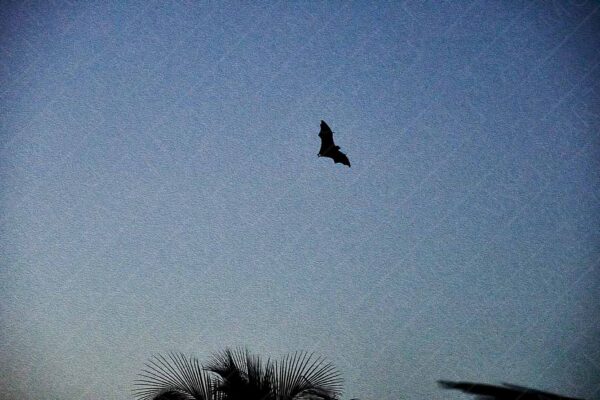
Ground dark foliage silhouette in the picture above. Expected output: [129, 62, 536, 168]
[134, 348, 343, 400]
[438, 380, 584, 400]
[152, 390, 191, 400]
[318, 120, 351, 167]
[205, 349, 273, 400]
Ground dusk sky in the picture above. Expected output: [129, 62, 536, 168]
[1, 1, 599, 400]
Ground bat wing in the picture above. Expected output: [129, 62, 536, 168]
[328, 148, 351, 167]
[318, 120, 335, 155]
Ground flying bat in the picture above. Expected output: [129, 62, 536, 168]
[317, 120, 351, 167]
[438, 381, 584, 400]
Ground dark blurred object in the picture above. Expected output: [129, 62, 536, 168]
[438, 380, 584, 400]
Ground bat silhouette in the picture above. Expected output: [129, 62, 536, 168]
[438, 381, 584, 400]
[318, 120, 351, 167]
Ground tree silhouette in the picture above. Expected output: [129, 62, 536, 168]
[134, 348, 343, 400]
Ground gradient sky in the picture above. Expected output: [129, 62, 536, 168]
[1, 1, 599, 400]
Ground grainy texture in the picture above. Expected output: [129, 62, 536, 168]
[1, 1, 599, 400]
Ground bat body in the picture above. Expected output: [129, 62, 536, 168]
[318, 120, 351, 167]
[438, 381, 584, 400]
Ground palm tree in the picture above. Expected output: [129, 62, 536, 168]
[133, 348, 343, 400]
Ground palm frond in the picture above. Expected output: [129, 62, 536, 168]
[274, 351, 343, 400]
[150, 390, 191, 400]
[133, 352, 216, 400]
[134, 349, 343, 400]
[206, 347, 274, 400]
[244, 350, 275, 399]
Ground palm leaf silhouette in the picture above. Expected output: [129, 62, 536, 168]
[151, 390, 194, 400]
[206, 348, 274, 400]
[133, 352, 216, 400]
[134, 349, 343, 400]
[273, 351, 342, 400]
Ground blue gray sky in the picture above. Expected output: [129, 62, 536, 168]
[1, 1, 599, 399]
